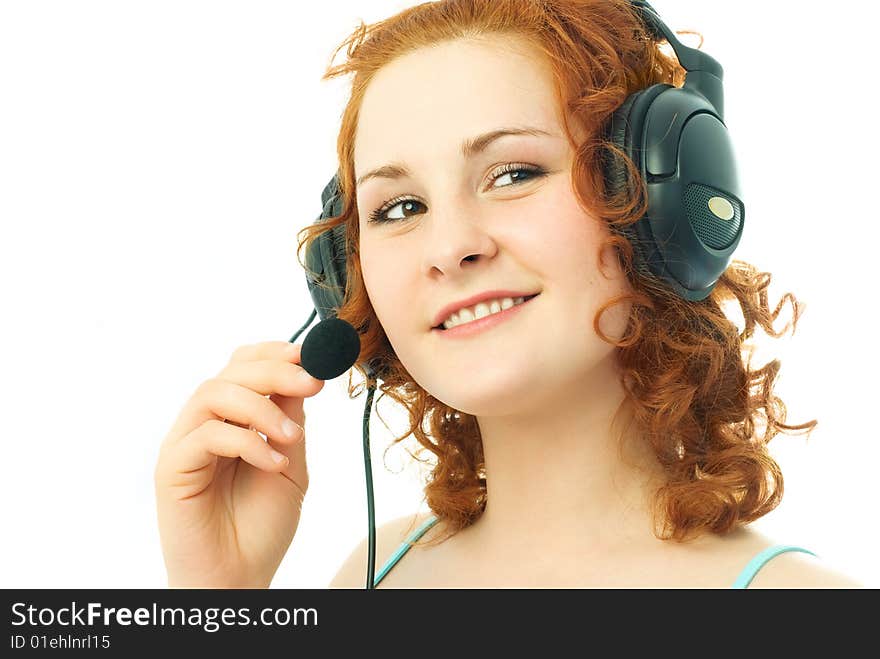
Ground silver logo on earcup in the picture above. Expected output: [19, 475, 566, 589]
[708, 196, 734, 221]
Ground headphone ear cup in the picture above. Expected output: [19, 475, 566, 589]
[324, 222, 349, 309]
[604, 89, 655, 281]
[305, 174, 349, 321]
[604, 93, 639, 203]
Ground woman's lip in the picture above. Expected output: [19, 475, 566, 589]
[431, 294, 539, 337]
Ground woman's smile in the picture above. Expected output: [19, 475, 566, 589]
[431, 293, 539, 338]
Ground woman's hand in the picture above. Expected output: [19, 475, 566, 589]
[154, 341, 324, 588]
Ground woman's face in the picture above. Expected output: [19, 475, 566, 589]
[353, 36, 633, 416]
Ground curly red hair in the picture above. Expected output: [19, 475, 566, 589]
[296, 0, 817, 545]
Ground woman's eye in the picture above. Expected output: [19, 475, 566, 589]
[490, 165, 543, 189]
[370, 198, 425, 224]
[368, 164, 546, 224]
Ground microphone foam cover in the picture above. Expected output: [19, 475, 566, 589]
[299, 317, 361, 380]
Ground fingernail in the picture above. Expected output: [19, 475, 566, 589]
[270, 449, 288, 464]
[282, 418, 299, 439]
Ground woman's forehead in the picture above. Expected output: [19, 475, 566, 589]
[354, 40, 561, 174]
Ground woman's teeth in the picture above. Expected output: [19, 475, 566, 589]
[441, 297, 525, 330]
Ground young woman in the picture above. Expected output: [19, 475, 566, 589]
[154, 0, 862, 588]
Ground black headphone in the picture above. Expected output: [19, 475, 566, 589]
[292, 0, 744, 588]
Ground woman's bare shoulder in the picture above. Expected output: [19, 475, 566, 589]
[742, 545, 864, 588]
[328, 511, 437, 588]
[716, 527, 864, 588]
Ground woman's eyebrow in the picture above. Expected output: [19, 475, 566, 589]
[355, 126, 559, 189]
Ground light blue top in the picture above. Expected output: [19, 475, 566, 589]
[373, 514, 818, 588]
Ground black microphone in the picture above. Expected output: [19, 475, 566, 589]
[299, 317, 361, 380]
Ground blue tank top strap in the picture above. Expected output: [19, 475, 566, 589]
[373, 514, 441, 587]
[730, 545, 818, 589]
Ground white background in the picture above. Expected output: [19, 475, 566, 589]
[1, 0, 877, 589]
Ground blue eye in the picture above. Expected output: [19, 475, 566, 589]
[367, 163, 547, 224]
